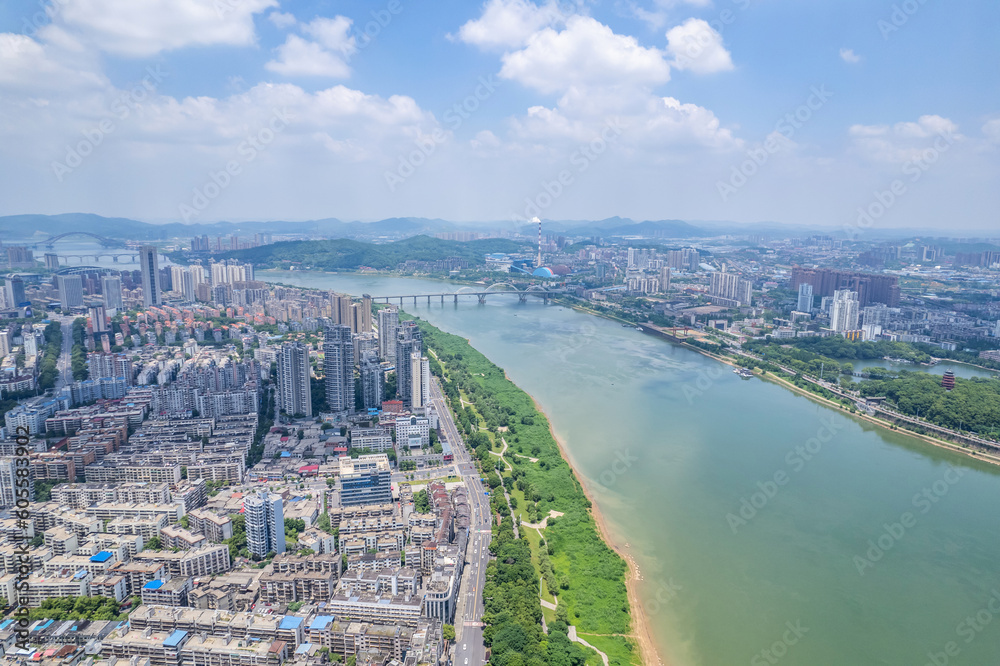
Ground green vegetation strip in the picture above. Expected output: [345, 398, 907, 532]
[413, 318, 637, 666]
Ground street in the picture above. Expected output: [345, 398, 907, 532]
[431, 375, 493, 666]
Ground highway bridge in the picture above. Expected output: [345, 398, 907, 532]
[371, 282, 564, 305]
[28, 231, 128, 248]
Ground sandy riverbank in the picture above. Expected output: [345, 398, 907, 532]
[526, 392, 666, 666]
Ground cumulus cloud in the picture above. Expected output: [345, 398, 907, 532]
[625, 0, 714, 30]
[500, 16, 671, 94]
[839, 48, 861, 64]
[48, 0, 277, 57]
[454, 0, 563, 50]
[266, 18, 356, 78]
[268, 12, 298, 29]
[849, 115, 961, 163]
[665, 18, 734, 74]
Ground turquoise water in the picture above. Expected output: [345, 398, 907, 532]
[265, 271, 1000, 666]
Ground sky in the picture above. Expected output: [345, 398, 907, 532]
[1, 0, 998, 233]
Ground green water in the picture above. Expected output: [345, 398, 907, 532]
[264, 271, 1000, 666]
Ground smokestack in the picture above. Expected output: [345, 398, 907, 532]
[533, 216, 541, 268]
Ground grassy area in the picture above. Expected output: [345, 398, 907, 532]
[413, 317, 636, 658]
[577, 633, 643, 666]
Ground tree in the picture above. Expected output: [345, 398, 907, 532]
[144, 536, 162, 550]
[443, 624, 456, 641]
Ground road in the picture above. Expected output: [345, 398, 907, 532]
[54, 317, 73, 392]
[431, 375, 493, 666]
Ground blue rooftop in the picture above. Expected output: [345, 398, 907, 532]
[143, 579, 165, 590]
[279, 617, 303, 630]
[73, 569, 89, 579]
[90, 551, 113, 563]
[309, 616, 334, 631]
[163, 630, 187, 648]
[280, 451, 291, 458]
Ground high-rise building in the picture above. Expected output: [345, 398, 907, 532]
[6, 246, 34, 269]
[44, 253, 60, 270]
[395, 322, 422, 407]
[659, 267, 671, 293]
[101, 275, 123, 312]
[708, 270, 752, 307]
[56, 274, 84, 309]
[139, 246, 161, 307]
[796, 283, 814, 313]
[89, 304, 109, 333]
[4, 276, 26, 307]
[791, 267, 900, 307]
[360, 351, 384, 411]
[409, 352, 431, 409]
[862, 304, 890, 328]
[361, 295, 373, 333]
[0, 330, 11, 357]
[339, 455, 393, 507]
[353, 332, 377, 366]
[244, 491, 285, 558]
[0, 457, 33, 508]
[323, 322, 354, 413]
[377, 308, 399, 362]
[830, 290, 860, 332]
[277, 341, 312, 417]
[180, 270, 196, 302]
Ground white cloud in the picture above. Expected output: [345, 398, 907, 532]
[266, 35, 352, 78]
[265, 18, 357, 79]
[666, 18, 734, 74]
[500, 16, 671, 94]
[983, 119, 1000, 143]
[839, 48, 861, 64]
[268, 12, 298, 29]
[455, 0, 563, 50]
[849, 115, 961, 163]
[625, 0, 714, 31]
[49, 0, 277, 57]
[0, 33, 107, 93]
[302, 16, 356, 55]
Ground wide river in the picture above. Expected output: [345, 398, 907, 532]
[267, 271, 1000, 666]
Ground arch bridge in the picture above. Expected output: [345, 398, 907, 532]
[33, 231, 128, 248]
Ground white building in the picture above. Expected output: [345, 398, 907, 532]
[830, 289, 860, 332]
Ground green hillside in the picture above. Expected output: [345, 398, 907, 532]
[216, 235, 530, 270]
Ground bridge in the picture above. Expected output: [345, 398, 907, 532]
[31, 231, 127, 248]
[373, 283, 564, 305]
[55, 253, 140, 264]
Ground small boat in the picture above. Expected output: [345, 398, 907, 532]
[635, 326, 643, 331]
[622, 323, 632, 327]
[735, 368, 754, 378]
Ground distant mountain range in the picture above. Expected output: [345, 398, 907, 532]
[0, 213, 982, 243]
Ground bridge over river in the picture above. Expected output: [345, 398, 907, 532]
[372, 282, 565, 305]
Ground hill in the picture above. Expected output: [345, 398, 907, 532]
[218, 235, 531, 271]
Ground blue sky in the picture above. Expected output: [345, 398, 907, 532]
[0, 0, 998, 232]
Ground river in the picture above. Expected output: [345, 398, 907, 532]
[265, 271, 1000, 666]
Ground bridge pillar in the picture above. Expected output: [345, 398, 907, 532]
[440, 295, 444, 304]
[478, 295, 486, 305]
[112, 256, 118, 262]
[518, 294, 527, 303]
[454, 295, 458, 304]
[413, 296, 417, 306]
[399, 297, 403, 306]
[427, 295, 431, 305]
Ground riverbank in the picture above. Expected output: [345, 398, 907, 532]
[562, 296, 1000, 469]
[757, 368, 1000, 467]
[413, 318, 645, 666]
[533, 394, 665, 666]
